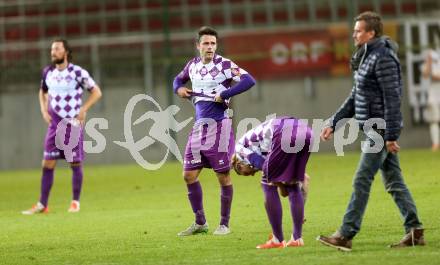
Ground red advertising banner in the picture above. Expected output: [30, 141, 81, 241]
[223, 22, 398, 80]
[223, 28, 334, 79]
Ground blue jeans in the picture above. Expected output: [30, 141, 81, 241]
[339, 138, 422, 239]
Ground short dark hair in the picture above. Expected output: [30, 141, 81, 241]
[355, 11, 383, 37]
[197, 26, 218, 42]
[52, 38, 73, 61]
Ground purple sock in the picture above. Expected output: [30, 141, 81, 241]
[187, 181, 206, 225]
[39, 167, 54, 207]
[220, 185, 233, 227]
[262, 183, 283, 242]
[286, 184, 304, 240]
[71, 165, 83, 201]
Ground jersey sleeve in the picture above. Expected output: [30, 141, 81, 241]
[40, 66, 51, 92]
[173, 59, 192, 93]
[76, 68, 97, 91]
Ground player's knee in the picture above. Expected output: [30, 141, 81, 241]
[42, 160, 56, 169]
[183, 172, 198, 184]
[217, 172, 231, 186]
[70, 162, 82, 168]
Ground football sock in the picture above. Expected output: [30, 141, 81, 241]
[430, 122, 439, 146]
[262, 183, 284, 242]
[71, 165, 83, 201]
[187, 181, 206, 225]
[286, 184, 304, 240]
[39, 167, 54, 207]
[220, 185, 233, 227]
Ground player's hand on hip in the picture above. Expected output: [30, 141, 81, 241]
[177, 87, 192, 98]
[386, 141, 400, 154]
[320, 127, 334, 141]
[42, 111, 52, 124]
[76, 109, 87, 126]
[214, 94, 224, 103]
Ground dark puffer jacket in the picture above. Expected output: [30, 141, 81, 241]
[330, 37, 403, 141]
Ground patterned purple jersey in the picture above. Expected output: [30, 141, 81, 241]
[174, 54, 249, 120]
[235, 119, 275, 165]
[236, 117, 313, 184]
[41, 63, 96, 119]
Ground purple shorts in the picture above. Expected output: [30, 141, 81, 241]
[43, 112, 84, 163]
[184, 118, 234, 173]
[262, 118, 313, 185]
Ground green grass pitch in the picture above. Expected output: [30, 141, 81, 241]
[1, 150, 439, 265]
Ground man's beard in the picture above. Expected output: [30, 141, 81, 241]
[52, 57, 65, 65]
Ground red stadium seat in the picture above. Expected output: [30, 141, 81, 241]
[25, 26, 40, 40]
[211, 14, 225, 27]
[4, 8, 19, 18]
[337, 7, 347, 18]
[86, 22, 101, 34]
[359, 4, 374, 13]
[25, 7, 40, 17]
[190, 15, 204, 28]
[253, 12, 268, 24]
[85, 3, 100, 14]
[66, 24, 81, 37]
[231, 12, 246, 26]
[274, 10, 289, 24]
[147, 17, 162, 31]
[381, 3, 397, 15]
[65, 5, 80, 15]
[188, 0, 202, 6]
[5, 28, 21, 40]
[402, 2, 417, 13]
[126, 0, 141, 10]
[46, 25, 61, 37]
[128, 18, 143, 32]
[294, 9, 309, 21]
[105, 1, 120, 11]
[316, 7, 331, 20]
[44, 6, 59, 16]
[107, 20, 122, 33]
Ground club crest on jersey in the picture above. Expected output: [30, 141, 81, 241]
[65, 75, 73, 83]
[55, 74, 63, 83]
[231, 68, 241, 77]
[200, 66, 208, 76]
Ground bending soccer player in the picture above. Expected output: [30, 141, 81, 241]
[233, 117, 313, 248]
[22, 39, 102, 214]
[174, 26, 255, 236]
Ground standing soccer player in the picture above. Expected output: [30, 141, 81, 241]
[174, 26, 256, 235]
[22, 39, 102, 214]
[232, 117, 313, 248]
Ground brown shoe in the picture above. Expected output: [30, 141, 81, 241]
[317, 231, 352, 252]
[390, 228, 425, 248]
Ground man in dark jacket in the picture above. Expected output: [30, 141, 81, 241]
[317, 11, 425, 251]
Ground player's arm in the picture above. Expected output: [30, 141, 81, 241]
[173, 60, 192, 98]
[39, 88, 51, 124]
[77, 85, 102, 125]
[217, 73, 256, 102]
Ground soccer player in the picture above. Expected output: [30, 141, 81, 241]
[22, 39, 102, 214]
[173, 26, 256, 236]
[232, 117, 313, 248]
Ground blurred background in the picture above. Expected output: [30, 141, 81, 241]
[1, 0, 440, 170]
